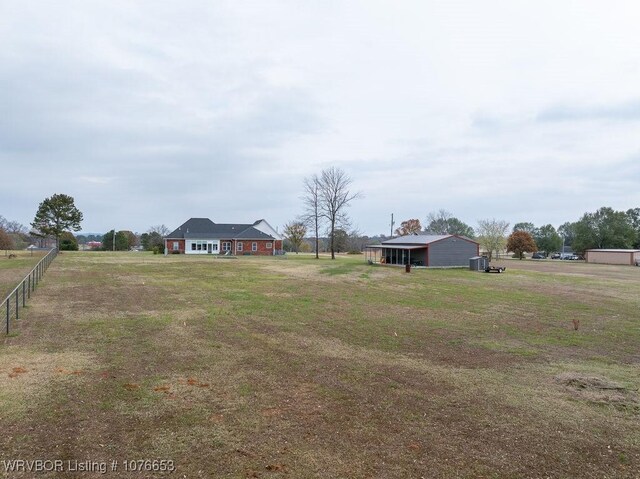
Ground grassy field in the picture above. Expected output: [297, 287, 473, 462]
[1, 252, 639, 478]
[0, 250, 47, 300]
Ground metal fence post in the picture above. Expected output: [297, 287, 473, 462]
[2, 248, 57, 337]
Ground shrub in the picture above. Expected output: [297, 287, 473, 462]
[59, 231, 79, 251]
[0, 228, 14, 250]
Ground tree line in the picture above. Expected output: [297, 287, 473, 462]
[99, 225, 171, 252]
[1, 194, 173, 254]
[281, 204, 640, 260]
[5, 193, 639, 259]
[503, 207, 640, 259]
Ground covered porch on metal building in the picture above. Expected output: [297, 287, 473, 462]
[364, 245, 428, 267]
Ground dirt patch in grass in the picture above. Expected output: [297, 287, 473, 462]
[0, 350, 96, 419]
[555, 372, 639, 412]
[50, 282, 168, 315]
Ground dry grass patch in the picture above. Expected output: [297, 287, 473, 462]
[0, 251, 46, 299]
[0, 350, 96, 419]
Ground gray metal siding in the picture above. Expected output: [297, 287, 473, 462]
[428, 237, 478, 267]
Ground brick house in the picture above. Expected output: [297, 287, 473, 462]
[164, 218, 283, 256]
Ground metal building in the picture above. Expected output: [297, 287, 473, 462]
[584, 249, 640, 266]
[365, 234, 479, 268]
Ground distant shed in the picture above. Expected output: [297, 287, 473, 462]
[584, 249, 640, 266]
[469, 256, 489, 271]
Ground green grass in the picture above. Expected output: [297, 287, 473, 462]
[0, 251, 639, 478]
[0, 250, 46, 299]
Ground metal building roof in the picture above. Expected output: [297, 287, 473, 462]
[381, 234, 478, 245]
[365, 244, 427, 250]
[585, 249, 640, 253]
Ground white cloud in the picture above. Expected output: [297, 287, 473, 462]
[78, 176, 116, 185]
[1, 1, 640, 234]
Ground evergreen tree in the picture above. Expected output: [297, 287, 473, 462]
[31, 194, 83, 249]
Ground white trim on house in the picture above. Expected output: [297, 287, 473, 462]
[186, 239, 220, 255]
[253, 219, 283, 240]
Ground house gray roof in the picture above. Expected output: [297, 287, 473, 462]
[166, 218, 276, 240]
[233, 227, 274, 239]
[166, 218, 214, 238]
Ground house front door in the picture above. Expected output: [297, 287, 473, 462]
[207, 243, 212, 254]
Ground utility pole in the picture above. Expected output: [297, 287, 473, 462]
[113, 229, 116, 252]
[390, 213, 395, 238]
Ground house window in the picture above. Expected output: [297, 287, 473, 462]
[252, 242, 257, 252]
[266, 243, 272, 248]
[173, 242, 179, 251]
[212, 244, 218, 251]
[237, 242, 243, 252]
[222, 241, 231, 252]
[192, 240, 210, 251]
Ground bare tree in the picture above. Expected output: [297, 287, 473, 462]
[0, 216, 28, 235]
[149, 225, 170, 236]
[346, 228, 369, 253]
[283, 221, 307, 254]
[0, 228, 14, 250]
[301, 174, 323, 259]
[318, 167, 361, 259]
[476, 218, 510, 261]
[141, 225, 171, 252]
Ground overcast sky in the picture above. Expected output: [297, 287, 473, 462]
[2, 1, 639, 236]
